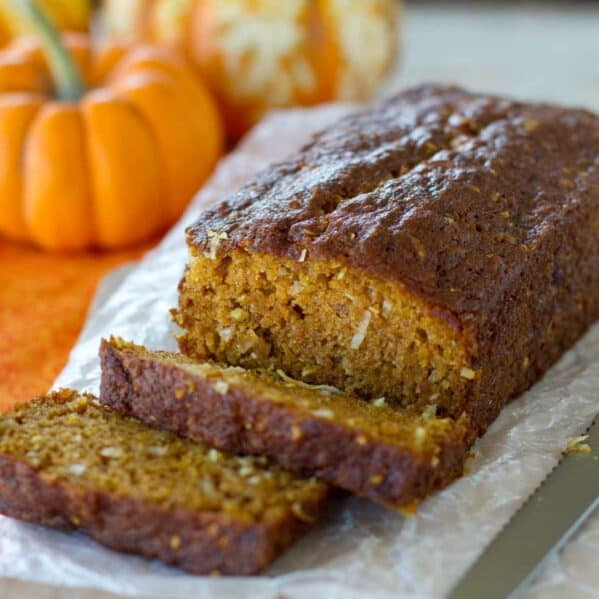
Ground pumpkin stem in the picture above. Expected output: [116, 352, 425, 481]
[10, 0, 85, 101]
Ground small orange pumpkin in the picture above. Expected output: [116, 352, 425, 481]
[0, 0, 223, 251]
[103, 0, 399, 139]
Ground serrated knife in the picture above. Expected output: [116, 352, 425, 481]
[449, 416, 599, 599]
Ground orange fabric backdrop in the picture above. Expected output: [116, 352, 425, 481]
[0, 239, 147, 412]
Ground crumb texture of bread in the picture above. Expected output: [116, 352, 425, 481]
[175, 84, 599, 434]
[176, 251, 469, 419]
[100, 337, 472, 509]
[0, 389, 328, 575]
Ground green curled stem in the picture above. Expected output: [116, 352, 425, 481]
[11, 0, 85, 101]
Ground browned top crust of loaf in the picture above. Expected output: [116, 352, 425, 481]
[186, 84, 599, 432]
[0, 390, 328, 575]
[100, 337, 472, 510]
[187, 84, 599, 321]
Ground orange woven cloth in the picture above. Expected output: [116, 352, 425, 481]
[0, 239, 147, 412]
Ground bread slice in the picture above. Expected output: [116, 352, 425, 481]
[100, 337, 472, 510]
[0, 389, 328, 575]
[174, 85, 599, 436]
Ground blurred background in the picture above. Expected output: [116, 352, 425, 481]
[396, 1, 598, 109]
[4, 1, 597, 143]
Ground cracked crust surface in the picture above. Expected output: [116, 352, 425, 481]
[187, 84, 599, 314]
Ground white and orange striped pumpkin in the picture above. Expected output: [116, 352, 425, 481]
[102, 0, 399, 138]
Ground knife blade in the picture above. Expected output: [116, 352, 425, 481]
[448, 416, 599, 599]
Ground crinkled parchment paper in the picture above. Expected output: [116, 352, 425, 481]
[1, 105, 597, 599]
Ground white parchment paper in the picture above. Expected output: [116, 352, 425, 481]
[0, 105, 597, 599]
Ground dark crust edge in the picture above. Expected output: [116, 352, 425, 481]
[99, 339, 471, 510]
[0, 411, 327, 576]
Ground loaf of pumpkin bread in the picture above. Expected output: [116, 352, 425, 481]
[0, 389, 328, 575]
[100, 337, 472, 510]
[174, 84, 599, 435]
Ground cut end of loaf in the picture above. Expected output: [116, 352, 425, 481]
[174, 247, 474, 419]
